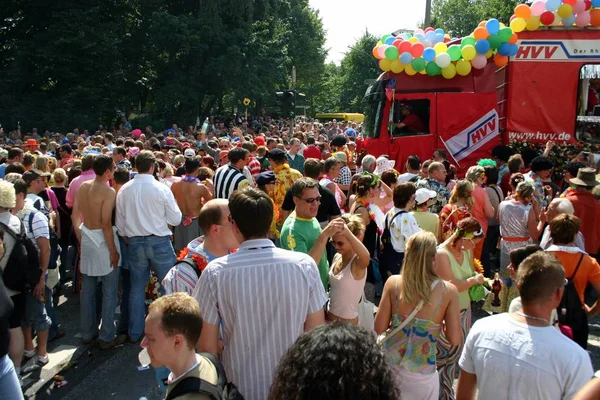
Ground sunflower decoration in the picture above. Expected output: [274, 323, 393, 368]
[243, 98, 252, 106]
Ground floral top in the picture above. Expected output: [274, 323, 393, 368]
[524, 171, 547, 208]
[416, 178, 451, 215]
[439, 204, 472, 241]
[273, 163, 303, 224]
[382, 280, 445, 375]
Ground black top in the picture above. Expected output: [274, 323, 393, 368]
[175, 166, 185, 177]
[52, 186, 73, 243]
[354, 204, 379, 284]
[282, 185, 341, 223]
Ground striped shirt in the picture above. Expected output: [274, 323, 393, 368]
[213, 164, 249, 199]
[193, 239, 327, 400]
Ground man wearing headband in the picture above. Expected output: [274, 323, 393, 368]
[393, 104, 426, 135]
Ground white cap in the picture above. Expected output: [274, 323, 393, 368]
[415, 188, 437, 205]
[184, 148, 196, 158]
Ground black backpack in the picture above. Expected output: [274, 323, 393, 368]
[166, 352, 244, 400]
[0, 221, 42, 292]
[176, 258, 202, 279]
[557, 253, 586, 331]
[380, 210, 405, 248]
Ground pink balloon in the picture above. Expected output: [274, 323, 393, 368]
[471, 54, 487, 70]
[531, 0, 546, 16]
[377, 45, 388, 59]
[573, 1, 586, 14]
[575, 11, 591, 27]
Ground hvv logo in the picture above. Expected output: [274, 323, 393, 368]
[514, 40, 600, 62]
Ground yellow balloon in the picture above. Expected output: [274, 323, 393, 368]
[377, 40, 383, 46]
[461, 45, 476, 61]
[379, 59, 392, 71]
[391, 59, 404, 73]
[442, 63, 457, 79]
[405, 64, 417, 75]
[456, 59, 472, 76]
[510, 17, 526, 33]
[558, 4, 572, 18]
[526, 16, 541, 31]
[419, 69, 427, 75]
[500, 22, 506, 28]
[434, 42, 448, 54]
[408, 37, 419, 44]
[485, 49, 494, 59]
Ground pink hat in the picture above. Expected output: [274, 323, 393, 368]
[127, 146, 140, 157]
[131, 129, 142, 139]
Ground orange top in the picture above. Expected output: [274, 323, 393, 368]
[550, 251, 600, 304]
[566, 191, 600, 255]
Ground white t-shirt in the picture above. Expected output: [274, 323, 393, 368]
[388, 207, 421, 253]
[459, 313, 593, 400]
[397, 172, 418, 183]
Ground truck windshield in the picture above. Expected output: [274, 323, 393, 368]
[363, 79, 386, 139]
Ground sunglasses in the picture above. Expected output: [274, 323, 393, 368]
[329, 239, 345, 247]
[297, 196, 322, 204]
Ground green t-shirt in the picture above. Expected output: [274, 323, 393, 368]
[280, 216, 328, 289]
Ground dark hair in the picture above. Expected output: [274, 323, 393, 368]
[380, 170, 397, 187]
[304, 159, 322, 179]
[13, 178, 28, 196]
[198, 200, 225, 233]
[354, 175, 375, 197]
[227, 147, 249, 164]
[407, 155, 420, 171]
[450, 217, 483, 247]
[114, 146, 127, 157]
[81, 154, 95, 172]
[509, 173, 525, 190]
[60, 144, 72, 155]
[484, 165, 499, 186]
[22, 154, 34, 168]
[323, 157, 340, 173]
[229, 188, 273, 239]
[8, 148, 23, 160]
[521, 147, 539, 168]
[393, 182, 416, 208]
[509, 155, 523, 173]
[197, 167, 214, 181]
[5, 163, 25, 175]
[530, 156, 554, 173]
[269, 323, 398, 400]
[201, 156, 216, 171]
[307, 136, 316, 145]
[517, 252, 565, 305]
[266, 138, 277, 146]
[564, 162, 586, 178]
[491, 145, 513, 162]
[105, 133, 114, 142]
[242, 142, 257, 152]
[434, 148, 447, 159]
[549, 214, 580, 245]
[124, 139, 135, 148]
[113, 167, 130, 185]
[291, 177, 319, 198]
[136, 150, 156, 173]
[148, 293, 202, 350]
[509, 244, 543, 272]
[67, 166, 82, 186]
[92, 155, 114, 176]
[184, 157, 200, 175]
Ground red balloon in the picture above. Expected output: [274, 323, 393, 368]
[563, 0, 577, 5]
[392, 39, 404, 48]
[410, 43, 425, 57]
[424, 27, 435, 33]
[509, 14, 517, 22]
[398, 41, 412, 53]
[540, 11, 555, 25]
[584, 0, 592, 10]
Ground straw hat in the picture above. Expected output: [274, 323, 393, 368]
[570, 167, 600, 188]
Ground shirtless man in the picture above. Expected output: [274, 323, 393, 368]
[72, 154, 126, 349]
[170, 157, 212, 253]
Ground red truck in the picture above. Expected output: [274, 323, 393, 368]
[360, 28, 600, 172]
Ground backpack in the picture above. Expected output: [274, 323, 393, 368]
[176, 258, 202, 279]
[0, 220, 42, 292]
[557, 253, 586, 331]
[380, 211, 405, 248]
[166, 352, 244, 400]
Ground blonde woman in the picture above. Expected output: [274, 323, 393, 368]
[375, 231, 461, 399]
[439, 180, 474, 241]
[35, 155, 50, 173]
[327, 214, 370, 325]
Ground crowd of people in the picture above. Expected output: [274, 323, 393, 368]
[0, 118, 600, 400]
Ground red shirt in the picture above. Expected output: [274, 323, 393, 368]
[402, 113, 426, 133]
[500, 172, 512, 197]
[247, 156, 261, 178]
[303, 145, 322, 160]
[567, 190, 600, 255]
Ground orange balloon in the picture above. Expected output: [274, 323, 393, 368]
[474, 27, 489, 40]
[591, 9, 600, 27]
[508, 33, 518, 44]
[494, 54, 509, 68]
[478, 20, 487, 27]
[514, 4, 532, 19]
[372, 46, 380, 59]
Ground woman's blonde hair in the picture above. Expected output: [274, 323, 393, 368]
[173, 154, 185, 168]
[35, 155, 50, 172]
[340, 213, 365, 237]
[162, 163, 174, 178]
[52, 168, 68, 184]
[449, 180, 474, 209]
[399, 231, 438, 306]
[465, 165, 485, 183]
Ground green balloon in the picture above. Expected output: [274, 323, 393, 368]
[426, 61, 442, 76]
[412, 57, 426, 72]
[461, 36, 476, 48]
[385, 46, 399, 60]
[497, 27, 513, 42]
[381, 34, 392, 43]
[488, 34, 502, 49]
[448, 45, 462, 61]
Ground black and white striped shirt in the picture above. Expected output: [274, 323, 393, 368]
[213, 164, 249, 199]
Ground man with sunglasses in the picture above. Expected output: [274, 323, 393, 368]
[280, 178, 345, 289]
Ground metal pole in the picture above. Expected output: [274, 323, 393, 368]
[290, 66, 296, 136]
[424, 0, 432, 27]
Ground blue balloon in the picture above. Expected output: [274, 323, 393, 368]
[423, 47, 436, 62]
[498, 42, 512, 56]
[546, 0, 561, 11]
[593, 0, 600, 7]
[562, 15, 576, 26]
[485, 19, 500, 35]
[400, 52, 413, 64]
[508, 43, 519, 57]
[415, 33, 426, 42]
[435, 28, 445, 35]
[475, 39, 491, 54]
[435, 33, 445, 43]
[385, 36, 396, 45]
[425, 31, 437, 42]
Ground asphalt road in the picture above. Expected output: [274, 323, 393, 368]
[25, 283, 600, 400]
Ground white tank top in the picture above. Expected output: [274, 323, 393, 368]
[328, 254, 366, 319]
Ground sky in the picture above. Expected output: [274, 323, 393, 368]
[308, 0, 428, 64]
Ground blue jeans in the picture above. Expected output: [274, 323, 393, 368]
[45, 286, 59, 339]
[0, 355, 23, 400]
[80, 268, 120, 342]
[128, 236, 176, 341]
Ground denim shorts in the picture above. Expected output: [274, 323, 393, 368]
[21, 293, 52, 332]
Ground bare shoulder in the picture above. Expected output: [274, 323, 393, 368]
[442, 280, 459, 296]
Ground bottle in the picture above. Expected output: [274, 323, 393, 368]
[200, 117, 209, 135]
[491, 272, 502, 307]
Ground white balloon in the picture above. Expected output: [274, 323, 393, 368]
[435, 53, 451, 68]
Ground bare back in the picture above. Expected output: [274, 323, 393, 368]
[78, 181, 116, 229]
[171, 180, 211, 218]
